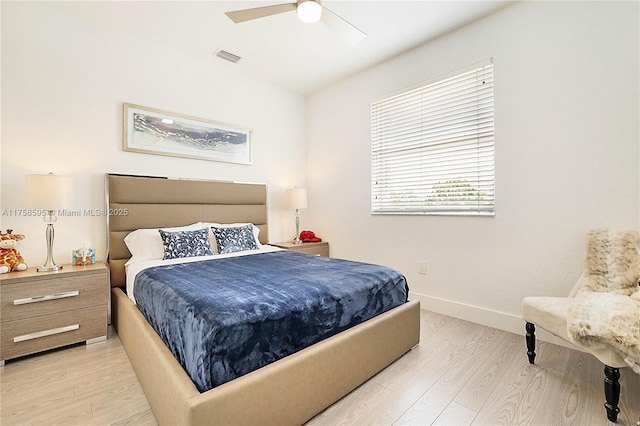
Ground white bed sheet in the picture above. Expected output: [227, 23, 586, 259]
[125, 245, 284, 304]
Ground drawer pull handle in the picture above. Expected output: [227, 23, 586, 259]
[13, 324, 80, 343]
[13, 290, 80, 305]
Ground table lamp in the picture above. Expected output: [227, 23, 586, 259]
[286, 188, 307, 244]
[25, 173, 74, 272]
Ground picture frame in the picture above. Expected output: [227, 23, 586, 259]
[123, 103, 252, 165]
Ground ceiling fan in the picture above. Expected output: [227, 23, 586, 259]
[225, 0, 367, 46]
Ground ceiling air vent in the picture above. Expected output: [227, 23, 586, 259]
[215, 49, 242, 63]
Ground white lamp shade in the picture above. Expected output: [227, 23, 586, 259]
[25, 174, 74, 210]
[286, 188, 307, 209]
[297, 0, 322, 23]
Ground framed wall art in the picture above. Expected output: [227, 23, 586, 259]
[123, 103, 252, 165]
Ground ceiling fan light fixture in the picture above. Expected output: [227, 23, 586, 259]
[297, 0, 322, 23]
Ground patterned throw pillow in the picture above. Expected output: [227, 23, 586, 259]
[158, 228, 213, 260]
[211, 224, 259, 254]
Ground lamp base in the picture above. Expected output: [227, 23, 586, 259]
[293, 208, 303, 245]
[38, 221, 62, 272]
[37, 265, 63, 272]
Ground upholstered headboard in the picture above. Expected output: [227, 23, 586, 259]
[106, 173, 268, 288]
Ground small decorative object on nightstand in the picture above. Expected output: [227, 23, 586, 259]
[72, 241, 96, 266]
[272, 240, 329, 257]
[0, 263, 108, 365]
[0, 230, 27, 273]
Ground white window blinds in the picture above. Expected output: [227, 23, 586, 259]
[371, 60, 495, 216]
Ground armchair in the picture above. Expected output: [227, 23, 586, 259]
[522, 229, 640, 422]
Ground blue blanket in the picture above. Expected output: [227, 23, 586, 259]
[133, 250, 408, 392]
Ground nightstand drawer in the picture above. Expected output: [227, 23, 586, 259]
[0, 305, 107, 360]
[290, 244, 329, 256]
[272, 241, 329, 256]
[1, 275, 107, 322]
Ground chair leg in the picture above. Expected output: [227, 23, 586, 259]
[604, 365, 620, 422]
[525, 322, 536, 364]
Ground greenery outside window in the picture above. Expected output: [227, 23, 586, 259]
[371, 59, 495, 216]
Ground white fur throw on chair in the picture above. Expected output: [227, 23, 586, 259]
[568, 292, 640, 374]
[566, 229, 640, 374]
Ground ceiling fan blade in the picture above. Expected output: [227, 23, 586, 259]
[225, 3, 297, 23]
[320, 5, 367, 46]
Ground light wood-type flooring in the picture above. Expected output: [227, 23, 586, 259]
[1, 310, 639, 425]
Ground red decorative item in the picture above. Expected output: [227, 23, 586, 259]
[299, 230, 322, 243]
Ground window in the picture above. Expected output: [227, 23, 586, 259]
[371, 60, 495, 216]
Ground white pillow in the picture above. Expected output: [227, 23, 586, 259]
[124, 222, 203, 264]
[203, 222, 263, 253]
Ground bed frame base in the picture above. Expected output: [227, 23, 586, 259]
[112, 288, 420, 425]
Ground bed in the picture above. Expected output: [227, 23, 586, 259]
[106, 173, 421, 425]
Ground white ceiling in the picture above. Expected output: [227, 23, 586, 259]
[46, 1, 516, 96]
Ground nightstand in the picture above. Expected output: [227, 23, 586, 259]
[0, 262, 108, 365]
[272, 241, 329, 257]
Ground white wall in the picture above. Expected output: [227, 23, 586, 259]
[306, 1, 640, 337]
[1, 2, 307, 265]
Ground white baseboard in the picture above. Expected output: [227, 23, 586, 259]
[409, 291, 577, 350]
